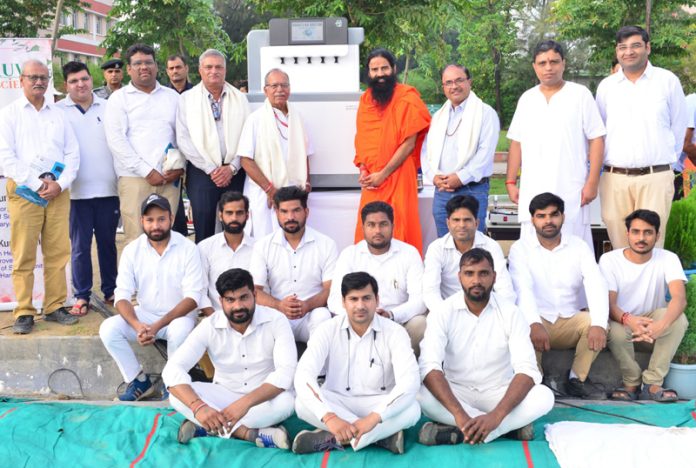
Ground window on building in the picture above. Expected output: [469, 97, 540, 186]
[83, 13, 91, 31]
[72, 12, 79, 29]
[96, 17, 103, 35]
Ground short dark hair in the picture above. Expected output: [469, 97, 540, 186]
[273, 186, 308, 208]
[218, 191, 249, 212]
[125, 43, 156, 65]
[459, 247, 494, 270]
[624, 209, 660, 233]
[529, 192, 565, 216]
[616, 25, 649, 44]
[366, 48, 396, 69]
[62, 61, 90, 81]
[361, 201, 394, 224]
[166, 54, 186, 65]
[215, 268, 254, 296]
[341, 271, 379, 298]
[446, 195, 479, 219]
[442, 64, 471, 80]
[533, 40, 565, 61]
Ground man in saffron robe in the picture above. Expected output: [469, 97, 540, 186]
[354, 48, 431, 255]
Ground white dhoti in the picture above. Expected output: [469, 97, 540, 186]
[295, 388, 421, 451]
[170, 381, 295, 436]
[99, 308, 195, 382]
[418, 383, 554, 443]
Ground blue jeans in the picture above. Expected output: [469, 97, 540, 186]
[432, 180, 489, 237]
[69, 196, 120, 300]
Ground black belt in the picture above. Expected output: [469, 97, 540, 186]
[603, 164, 671, 176]
[467, 177, 489, 186]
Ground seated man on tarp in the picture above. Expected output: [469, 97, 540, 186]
[293, 272, 421, 455]
[418, 248, 554, 445]
[162, 268, 297, 448]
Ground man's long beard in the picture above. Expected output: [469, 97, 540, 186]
[367, 73, 397, 106]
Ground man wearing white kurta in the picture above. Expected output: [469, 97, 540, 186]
[250, 186, 335, 342]
[238, 69, 312, 238]
[163, 268, 296, 448]
[600, 209, 688, 402]
[99, 194, 204, 401]
[104, 43, 182, 244]
[421, 64, 500, 235]
[176, 49, 250, 243]
[293, 272, 421, 454]
[507, 40, 605, 250]
[418, 248, 554, 445]
[596, 26, 687, 249]
[197, 191, 254, 315]
[508, 193, 609, 399]
[423, 195, 515, 312]
[328, 201, 426, 354]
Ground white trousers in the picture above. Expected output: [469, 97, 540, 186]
[418, 383, 554, 443]
[170, 381, 295, 436]
[295, 388, 421, 451]
[289, 307, 331, 343]
[99, 308, 195, 382]
[244, 181, 279, 239]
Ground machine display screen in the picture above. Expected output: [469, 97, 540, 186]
[290, 20, 324, 43]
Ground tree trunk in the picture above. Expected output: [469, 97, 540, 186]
[403, 54, 410, 83]
[50, 0, 66, 54]
[645, 0, 652, 35]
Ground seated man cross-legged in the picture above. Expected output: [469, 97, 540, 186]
[163, 268, 297, 448]
[99, 194, 205, 401]
[418, 248, 554, 445]
[600, 209, 688, 402]
[293, 272, 421, 454]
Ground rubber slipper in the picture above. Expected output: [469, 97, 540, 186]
[69, 300, 90, 316]
[639, 385, 678, 403]
[609, 387, 638, 401]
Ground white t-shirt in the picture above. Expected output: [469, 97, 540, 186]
[599, 248, 686, 316]
[507, 81, 606, 223]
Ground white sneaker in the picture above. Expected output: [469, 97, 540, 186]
[255, 425, 290, 449]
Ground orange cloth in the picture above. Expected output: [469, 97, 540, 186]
[354, 83, 431, 254]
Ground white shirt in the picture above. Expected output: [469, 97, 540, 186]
[250, 226, 337, 301]
[508, 234, 609, 328]
[56, 94, 117, 199]
[596, 62, 688, 168]
[327, 239, 425, 323]
[423, 231, 516, 311]
[507, 82, 606, 222]
[0, 95, 79, 191]
[418, 292, 541, 392]
[237, 106, 314, 162]
[420, 98, 500, 185]
[176, 86, 248, 174]
[295, 314, 420, 421]
[162, 307, 297, 392]
[197, 232, 255, 310]
[114, 231, 205, 316]
[599, 248, 686, 317]
[104, 82, 179, 178]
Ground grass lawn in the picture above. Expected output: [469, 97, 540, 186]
[490, 175, 507, 195]
[496, 129, 509, 152]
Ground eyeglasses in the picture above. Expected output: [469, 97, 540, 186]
[442, 77, 468, 88]
[616, 43, 645, 52]
[131, 60, 156, 68]
[22, 75, 50, 83]
[265, 83, 289, 90]
[210, 100, 221, 121]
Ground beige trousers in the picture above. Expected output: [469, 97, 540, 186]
[607, 308, 688, 387]
[536, 312, 600, 382]
[117, 177, 180, 244]
[404, 314, 427, 358]
[6, 178, 71, 318]
[599, 170, 673, 249]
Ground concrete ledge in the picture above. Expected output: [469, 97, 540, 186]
[0, 336, 166, 399]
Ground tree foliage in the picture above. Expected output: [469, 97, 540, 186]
[102, 0, 233, 64]
[0, 0, 86, 38]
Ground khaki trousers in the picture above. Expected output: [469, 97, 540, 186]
[404, 314, 427, 358]
[6, 178, 71, 318]
[117, 177, 180, 244]
[536, 312, 600, 381]
[599, 170, 673, 249]
[607, 308, 688, 387]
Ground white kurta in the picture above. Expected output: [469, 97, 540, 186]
[507, 82, 606, 234]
